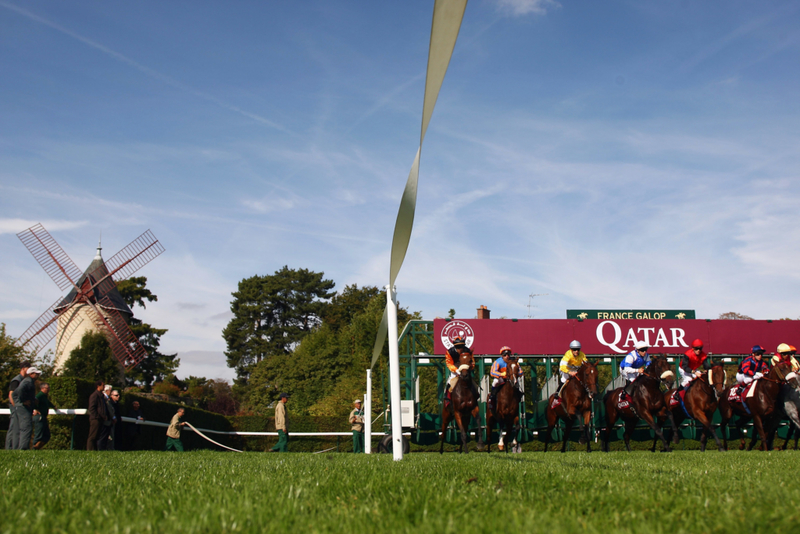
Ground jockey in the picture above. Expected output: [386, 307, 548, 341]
[488, 346, 522, 412]
[620, 340, 650, 397]
[678, 338, 711, 390]
[735, 345, 769, 393]
[444, 337, 473, 404]
[771, 343, 800, 372]
[554, 340, 586, 399]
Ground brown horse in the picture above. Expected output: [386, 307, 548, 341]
[544, 361, 599, 453]
[602, 354, 676, 452]
[486, 359, 523, 453]
[439, 346, 484, 454]
[662, 361, 726, 452]
[718, 361, 793, 451]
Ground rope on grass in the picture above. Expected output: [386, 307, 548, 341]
[184, 422, 243, 453]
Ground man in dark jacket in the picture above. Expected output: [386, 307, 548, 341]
[33, 382, 53, 450]
[12, 367, 40, 450]
[87, 381, 106, 451]
[5, 360, 30, 450]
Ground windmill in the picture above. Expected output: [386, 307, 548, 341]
[15, 223, 165, 372]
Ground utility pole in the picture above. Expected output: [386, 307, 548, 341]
[526, 293, 548, 318]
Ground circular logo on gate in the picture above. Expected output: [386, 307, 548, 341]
[441, 320, 475, 350]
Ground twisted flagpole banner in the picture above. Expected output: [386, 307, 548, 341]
[370, 0, 468, 369]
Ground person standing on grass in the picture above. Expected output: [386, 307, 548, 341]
[270, 393, 289, 452]
[33, 382, 53, 450]
[165, 407, 186, 451]
[87, 381, 107, 451]
[108, 390, 122, 450]
[349, 399, 365, 453]
[98, 385, 115, 451]
[12, 366, 41, 450]
[5, 360, 30, 450]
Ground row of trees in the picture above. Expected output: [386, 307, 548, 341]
[223, 267, 419, 417]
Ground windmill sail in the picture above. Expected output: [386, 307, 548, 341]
[89, 229, 164, 302]
[98, 296, 148, 369]
[17, 296, 63, 352]
[17, 224, 83, 291]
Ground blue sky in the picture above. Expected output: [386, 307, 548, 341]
[2, 0, 799, 380]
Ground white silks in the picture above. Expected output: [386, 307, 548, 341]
[370, 0, 468, 370]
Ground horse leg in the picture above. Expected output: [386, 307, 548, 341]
[752, 415, 768, 451]
[641, 411, 670, 453]
[696, 411, 724, 452]
[454, 411, 468, 454]
[623, 417, 636, 452]
[561, 417, 574, 453]
[543, 406, 556, 453]
[486, 412, 494, 454]
[439, 408, 452, 454]
[583, 410, 592, 453]
[471, 405, 484, 451]
[718, 402, 731, 451]
[603, 405, 618, 453]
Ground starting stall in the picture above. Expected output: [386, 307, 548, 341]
[376, 314, 800, 451]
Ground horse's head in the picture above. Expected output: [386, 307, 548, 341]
[506, 358, 520, 387]
[455, 347, 474, 378]
[648, 354, 675, 385]
[708, 362, 726, 397]
[769, 361, 793, 382]
[577, 360, 599, 399]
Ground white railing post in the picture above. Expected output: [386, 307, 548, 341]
[364, 369, 372, 455]
[386, 285, 403, 460]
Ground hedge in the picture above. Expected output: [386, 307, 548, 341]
[1, 377, 367, 452]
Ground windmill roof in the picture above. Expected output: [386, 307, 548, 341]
[54, 250, 133, 317]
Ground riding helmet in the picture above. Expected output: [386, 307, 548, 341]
[691, 339, 704, 349]
[452, 337, 466, 347]
[751, 345, 765, 354]
[569, 340, 581, 350]
[500, 345, 512, 355]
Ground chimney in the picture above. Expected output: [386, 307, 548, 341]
[477, 305, 490, 319]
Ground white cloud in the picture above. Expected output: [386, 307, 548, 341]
[0, 218, 87, 235]
[495, 0, 560, 17]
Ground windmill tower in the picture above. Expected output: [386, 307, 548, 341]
[16, 223, 165, 372]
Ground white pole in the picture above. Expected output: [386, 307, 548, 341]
[364, 369, 372, 455]
[386, 285, 404, 461]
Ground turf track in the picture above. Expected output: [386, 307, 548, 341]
[1, 450, 798, 533]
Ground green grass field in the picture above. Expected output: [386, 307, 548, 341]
[2, 450, 799, 534]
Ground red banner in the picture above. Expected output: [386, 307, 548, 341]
[432, 318, 800, 356]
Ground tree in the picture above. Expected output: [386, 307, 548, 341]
[321, 284, 380, 332]
[718, 312, 754, 320]
[223, 266, 335, 381]
[62, 331, 123, 384]
[242, 290, 420, 417]
[117, 277, 179, 388]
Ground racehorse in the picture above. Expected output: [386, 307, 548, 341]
[486, 359, 523, 453]
[602, 354, 676, 453]
[777, 374, 800, 449]
[544, 361, 599, 453]
[661, 361, 726, 452]
[718, 361, 794, 451]
[439, 346, 484, 454]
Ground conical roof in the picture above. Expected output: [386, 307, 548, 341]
[54, 245, 133, 318]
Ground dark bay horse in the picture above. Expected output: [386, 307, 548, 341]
[662, 361, 726, 452]
[486, 359, 523, 453]
[718, 361, 793, 451]
[602, 354, 676, 453]
[544, 361, 599, 453]
[439, 347, 484, 454]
